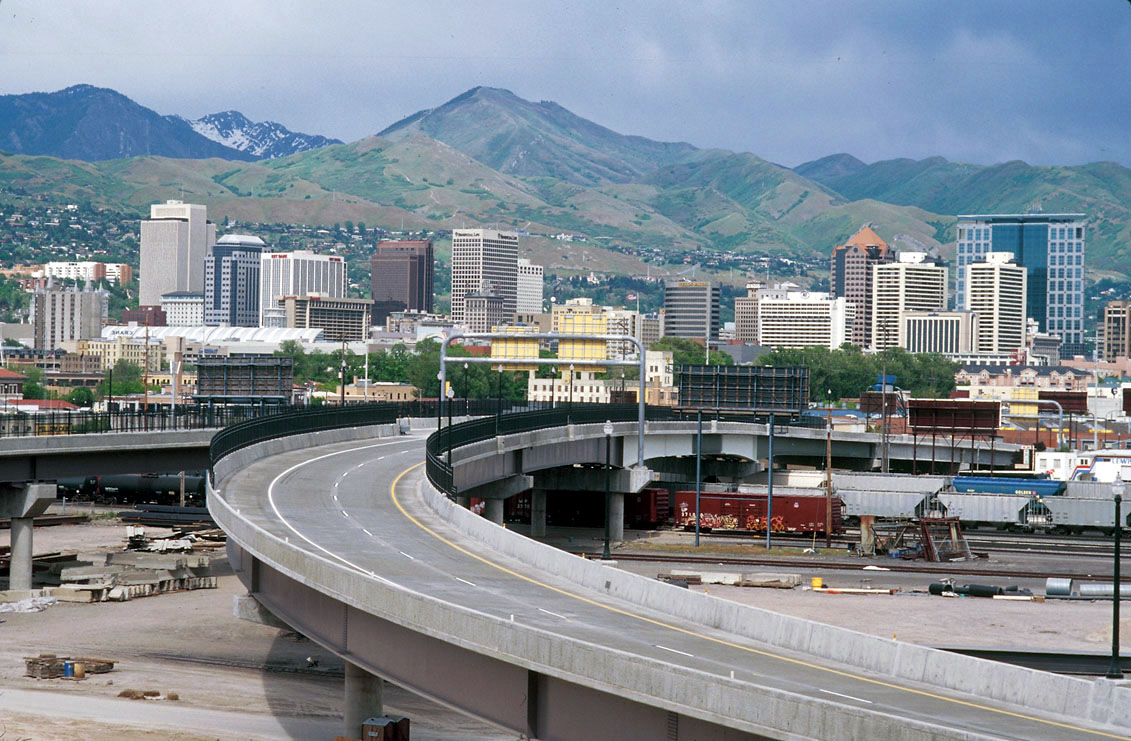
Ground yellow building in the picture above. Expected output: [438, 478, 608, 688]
[77, 337, 163, 372]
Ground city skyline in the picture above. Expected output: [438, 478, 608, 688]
[2, 2, 1128, 168]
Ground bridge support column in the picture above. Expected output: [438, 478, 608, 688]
[484, 498, 504, 525]
[531, 489, 547, 537]
[344, 661, 383, 739]
[0, 483, 54, 592]
[610, 492, 624, 542]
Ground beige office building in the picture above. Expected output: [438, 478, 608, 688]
[871, 253, 948, 351]
[283, 294, 371, 342]
[966, 252, 1026, 355]
[898, 311, 979, 355]
[139, 201, 215, 307]
[30, 289, 105, 350]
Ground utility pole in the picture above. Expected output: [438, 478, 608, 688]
[826, 389, 833, 548]
[339, 339, 346, 406]
[880, 326, 890, 474]
[142, 314, 150, 429]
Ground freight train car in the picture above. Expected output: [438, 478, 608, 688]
[502, 488, 671, 529]
[951, 475, 1066, 497]
[672, 489, 843, 535]
[56, 473, 206, 506]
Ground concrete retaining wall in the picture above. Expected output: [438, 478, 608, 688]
[420, 475, 1131, 732]
[210, 425, 1007, 740]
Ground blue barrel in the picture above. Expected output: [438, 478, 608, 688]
[63, 661, 73, 678]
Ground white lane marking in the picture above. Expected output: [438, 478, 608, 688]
[399, 551, 415, 560]
[332, 494, 339, 502]
[819, 689, 873, 704]
[538, 607, 568, 621]
[362, 529, 373, 537]
[455, 577, 477, 587]
[655, 645, 694, 658]
[265, 439, 415, 580]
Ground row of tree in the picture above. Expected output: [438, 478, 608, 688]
[758, 345, 958, 401]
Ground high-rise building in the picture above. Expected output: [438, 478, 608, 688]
[756, 289, 855, 349]
[369, 241, 434, 324]
[898, 311, 978, 356]
[516, 258, 544, 314]
[450, 229, 518, 324]
[830, 225, 894, 349]
[30, 289, 105, 350]
[204, 235, 264, 327]
[871, 253, 948, 351]
[139, 200, 215, 307]
[262, 250, 347, 326]
[161, 292, 205, 327]
[956, 213, 1086, 356]
[734, 281, 764, 344]
[663, 280, 720, 341]
[966, 252, 1026, 355]
[1104, 301, 1131, 361]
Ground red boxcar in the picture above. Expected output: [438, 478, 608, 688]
[625, 487, 670, 529]
[504, 488, 670, 529]
[673, 490, 843, 535]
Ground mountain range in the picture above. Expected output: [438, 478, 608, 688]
[0, 84, 1128, 277]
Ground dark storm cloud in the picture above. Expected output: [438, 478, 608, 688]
[1, 0, 1128, 166]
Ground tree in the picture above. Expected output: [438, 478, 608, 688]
[21, 366, 46, 400]
[95, 360, 146, 399]
[651, 337, 734, 367]
[67, 386, 95, 407]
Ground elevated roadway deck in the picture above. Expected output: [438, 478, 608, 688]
[211, 423, 1130, 740]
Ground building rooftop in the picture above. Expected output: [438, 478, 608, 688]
[956, 213, 1086, 222]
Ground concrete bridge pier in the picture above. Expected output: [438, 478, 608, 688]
[609, 491, 624, 541]
[1, 483, 54, 591]
[530, 489, 547, 537]
[484, 498, 504, 525]
[344, 661, 383, 739]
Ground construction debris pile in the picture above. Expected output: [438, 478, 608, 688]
[44, 551, 216, 603]
[25, 653, 116, 680]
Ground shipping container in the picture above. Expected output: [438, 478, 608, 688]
[672, 489, 842, 535]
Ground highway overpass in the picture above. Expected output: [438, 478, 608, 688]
[209, 406, 1129, 740]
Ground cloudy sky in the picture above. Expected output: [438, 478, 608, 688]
[3, 1, 1129, 167]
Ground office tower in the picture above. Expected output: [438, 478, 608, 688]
[756, 289, 855, 349]
[464, 291, 509, 333]
[663, 280, 720, 340]
[369, 240, 434, 324]
[139, 200, 215, 307]
[283, 295, 372, 342]
[871, 253, 948, 350]
[1104, 301, 1131, 361]
[966, 252, 1027, 354]
[30, 289, 105, 350]
[734, 281, 764, 344]
[830, 225, 894, 349]
[262, 250, 347, 325]
[450, 229, 518, 324]
[516, 258, 544, 314]
[161, 292, 205, 326]
[955, 213, 1086, 356]
[899, 311, 978, 355]
[204, 235, 264, 327]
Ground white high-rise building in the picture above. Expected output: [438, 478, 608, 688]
[756, 289, 855, 349]
[260, 251, 347, 326]
[450, 229, 519, 324]
[139, 201, 215, 307]
[161, 292, 205, 327]
[30, 289, 106, 350]
[871, 253, 948, 350]
[516, 258, 544, 314]
[966, 252, 1027, 355]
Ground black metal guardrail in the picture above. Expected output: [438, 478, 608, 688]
[0, 404, 294, 439]
[203, 397, 826, 493]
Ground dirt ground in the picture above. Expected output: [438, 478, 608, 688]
[0, 520, 511, 741]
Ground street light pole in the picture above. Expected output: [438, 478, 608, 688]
[603, 420, 613, 560]
[463, 361, 469, 416]
[826, 389, 833, 549]
[695, 408, 702, 548]
[568, 363, 575, 421]
[1108, 474, 1125, 680]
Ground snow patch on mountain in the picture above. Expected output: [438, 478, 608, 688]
[174, 111, 341, 159]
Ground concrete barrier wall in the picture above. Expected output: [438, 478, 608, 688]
[210, 426, 1002, 740]
[419, 477, 1131, 731]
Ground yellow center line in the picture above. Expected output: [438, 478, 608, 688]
[389, 462, 1128, 739]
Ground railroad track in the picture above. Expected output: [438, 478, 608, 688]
[587, 550, 1130, 581]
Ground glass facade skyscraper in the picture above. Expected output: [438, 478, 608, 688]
[955, 213, 1086, 357]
